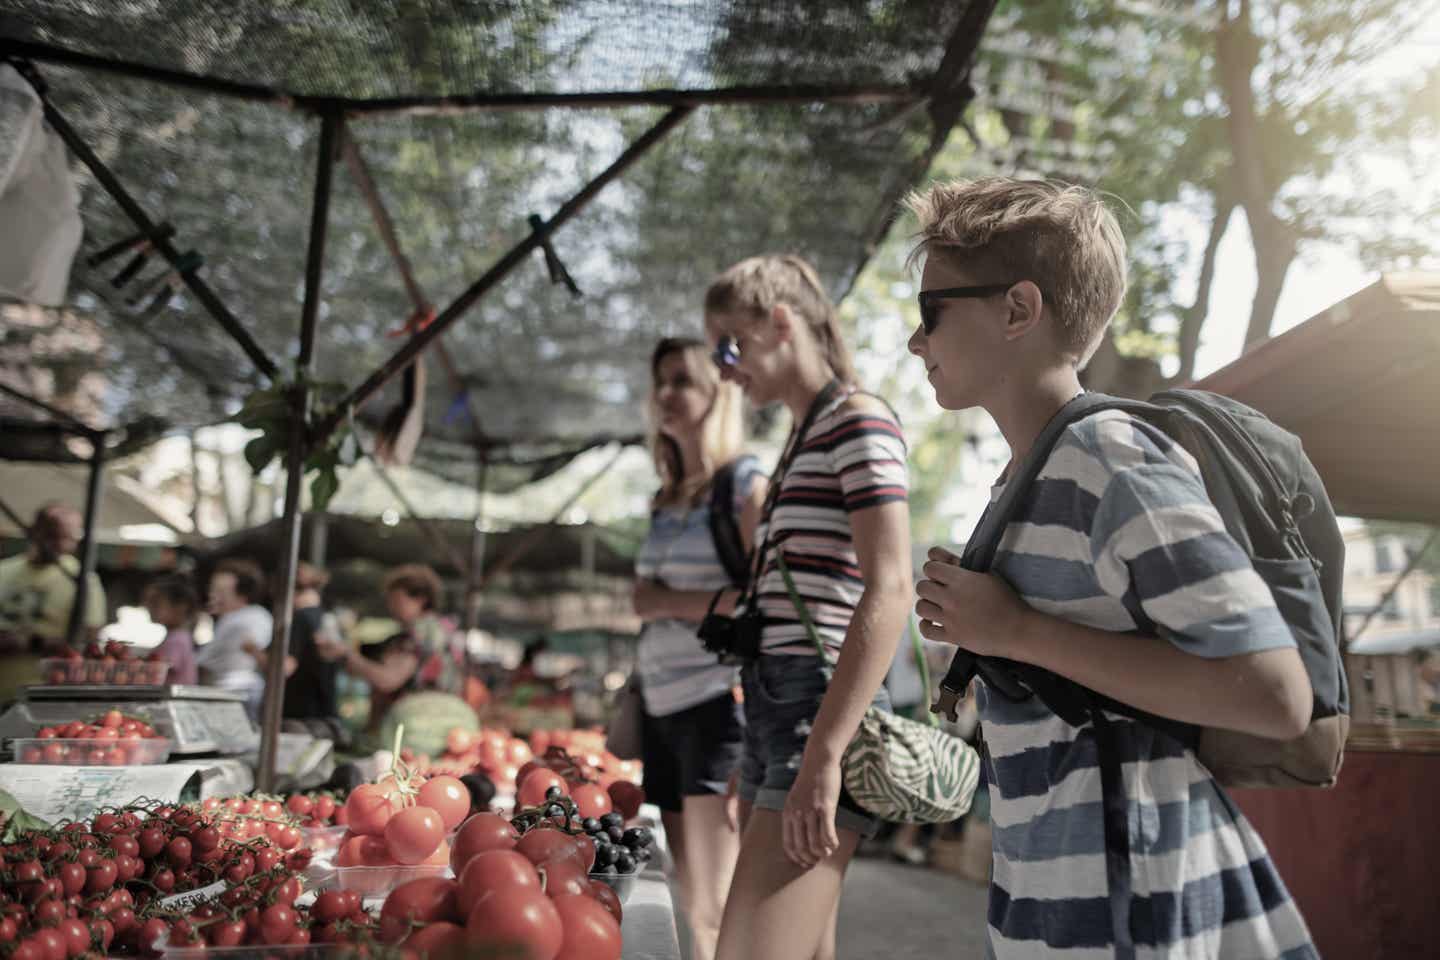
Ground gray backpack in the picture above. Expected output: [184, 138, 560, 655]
[935, 388, 1349, 789]
[933, 389, 1349, 954]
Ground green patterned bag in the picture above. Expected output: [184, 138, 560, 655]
[777, 556, 980, 824]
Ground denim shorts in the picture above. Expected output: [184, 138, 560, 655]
[737, 654, 891, 838]
[641, 690, 746, 814]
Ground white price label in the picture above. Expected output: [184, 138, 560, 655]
[158, 881, 227, 913]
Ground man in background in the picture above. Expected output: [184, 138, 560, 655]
[198, 557, 272, 722]
[0, 502, 107, 702]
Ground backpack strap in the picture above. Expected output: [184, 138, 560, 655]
[934, 392, 1129, 713]
[708, 455, 757, 588]
[930, 391, 1187, 957]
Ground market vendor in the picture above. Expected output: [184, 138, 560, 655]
[315, 563, 464, 730]
[197, 557, 272, 722]
[0, 503, 107, 703]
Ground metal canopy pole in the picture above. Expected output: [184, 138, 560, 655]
[315, 106, 693, 444]
[0, 381, 95, 433]
[29, 92, 281, 383]
[63, 431, 106, 647]
[2, 39, 925, 114]
[256, 112, 338, 792]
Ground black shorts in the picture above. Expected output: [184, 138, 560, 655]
[641, 690, 746, 814]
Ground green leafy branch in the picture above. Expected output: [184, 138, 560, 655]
[234, 377, 359, 512]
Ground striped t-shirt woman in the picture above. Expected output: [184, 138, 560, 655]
[634, 457, 763, 716]
[754, 391, 909, 656]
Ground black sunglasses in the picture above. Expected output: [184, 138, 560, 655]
[712, 334, 741, 369]
[917, 284, 1014, 335]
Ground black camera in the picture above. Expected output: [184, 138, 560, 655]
[697, 607, 763, 664]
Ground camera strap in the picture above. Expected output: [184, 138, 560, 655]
[729, 376, 845, 614]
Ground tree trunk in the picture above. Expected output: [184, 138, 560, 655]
[1246, 237, 1296, 346]
[1176, 192, 1235, 382]
[1216, 0, 1295, 349]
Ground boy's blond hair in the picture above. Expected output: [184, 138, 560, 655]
[904, 178, 1127, 364]
[703, 254, 858, 385]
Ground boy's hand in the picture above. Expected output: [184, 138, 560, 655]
[915, 549, 1028, 656]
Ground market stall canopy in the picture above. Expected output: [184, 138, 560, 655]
[0, 460, 182, 542]
[198, 514, 637, 581]
[1, 1, 995, 488]
[1193, 273, 1440, 524]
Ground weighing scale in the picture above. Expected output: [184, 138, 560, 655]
[0, 684, 259, 756]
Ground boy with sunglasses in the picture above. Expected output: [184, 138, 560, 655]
[906, 178, 1316, 959]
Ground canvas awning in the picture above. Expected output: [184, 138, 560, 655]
[1193, 273, 1440, 523]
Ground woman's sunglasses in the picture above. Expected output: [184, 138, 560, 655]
[917, 284, 1014, 335]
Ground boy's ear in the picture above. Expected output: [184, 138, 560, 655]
[770, 303, 793, 343]
[1002, 280, 1046, 342]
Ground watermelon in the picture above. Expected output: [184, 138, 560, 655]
[380, 691, 479, 758]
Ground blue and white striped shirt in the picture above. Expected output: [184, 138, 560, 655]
[635, 458, 763, 716]
[979, 410, 1316, 959]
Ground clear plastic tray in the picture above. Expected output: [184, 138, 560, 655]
[38, 658, 170, 685]
[330, 863, 451, 898]
[161, 944, 335, 960]
[300, 824, 349, 859]
[10, 737, 172, 765]
[589, 869, 638, 904]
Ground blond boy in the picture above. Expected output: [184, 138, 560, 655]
[908, 178, 1316, 959]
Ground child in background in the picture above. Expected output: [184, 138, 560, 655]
[143, 573, 200, 686]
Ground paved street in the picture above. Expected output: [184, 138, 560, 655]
[667, 848, 991, 959]
[838, 855, 990, 959]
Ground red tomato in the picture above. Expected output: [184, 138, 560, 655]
[515, 829, 585, 871]
[464, 887, 563, 960]
[569, 783, 613, 821]
[450, 813, 519, 872]
[551, 894, 622, 960]
[57, 861, 86, 896]
[313, 794, 336, 821]
[31, 930, 67, 960]
[517, 770, 568, 809]
[446, 728, 476, 756]
[417, 777, 470, 832]
[515, 761, 543, 788]
[570, 834, 596, 873]
[345, 783, 402, 836]
[607, 781, 645, 821]
[456, 850, 540, 915]
[385, 806, 445, 865]
[403, 920, 466, 958]
[588, 880, 623, 925]
[378, 877, 459, 944]
[538, 858, 588, 899]
[507, 739, 533, 766]
[285, 794, 313, 817]
[100, 710, 123, 729]
[258, 904, 297, 946]
[425, 839, 452, 866]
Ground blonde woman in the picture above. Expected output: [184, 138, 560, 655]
[632, 336, 766, 960]
[704, 256, 913, 960]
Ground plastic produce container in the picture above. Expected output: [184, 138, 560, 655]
[38, 658, 170, 685]
[589, 869, 638, 904]
[331, 863, 450, 899]
[300, 824, 349, 860]
[161, 944, 335, 960]
[10, 737, 172, 765]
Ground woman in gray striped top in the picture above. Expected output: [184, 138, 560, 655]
[632, 337, 766, 960]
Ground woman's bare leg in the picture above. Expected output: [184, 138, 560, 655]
[714, 809, 859, 960]
[676, 795, 742, 960]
